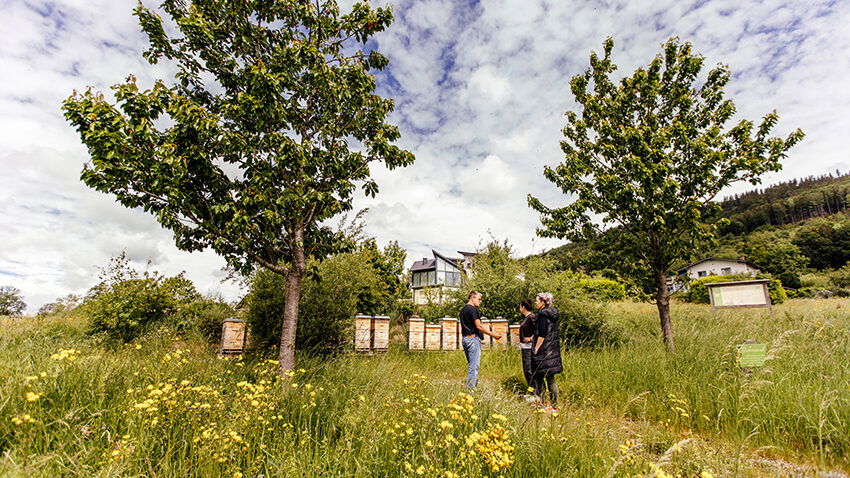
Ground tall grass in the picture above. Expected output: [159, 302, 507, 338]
[1, 300, 848, 476]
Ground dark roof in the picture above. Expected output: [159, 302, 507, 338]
[410, 250, 464, 273]
[433, 249, 463, 266]
[676, 257, 760, 274]
[410, 258, 435, 272]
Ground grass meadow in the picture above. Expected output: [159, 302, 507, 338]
[1, 299, 848, 477]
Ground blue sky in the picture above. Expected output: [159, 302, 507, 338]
[2, 0, 849, 311]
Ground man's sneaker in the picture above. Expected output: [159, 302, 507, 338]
[543, 406, 559, 414]
[524, 394, 541, 403]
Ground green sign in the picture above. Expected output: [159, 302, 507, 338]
[711, 287, 724, 306]
[735, 343, 767, 368]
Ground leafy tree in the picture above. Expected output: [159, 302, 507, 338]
[743, 231, 809, 288]
[357, 239, 407, 315]
[793, 219, 850, 270]
[528, 38, 803, 352]
[0, 286, 26, 316]
[63, 0, 413, 372]
[245, 248, 388, 355]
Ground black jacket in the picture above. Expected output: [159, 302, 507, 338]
[531, 306, 563, 375]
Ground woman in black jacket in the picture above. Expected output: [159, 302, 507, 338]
[531, 292, 562, 410]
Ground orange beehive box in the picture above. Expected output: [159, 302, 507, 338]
[508, 325, 520, 347]
[408, 318, 425, 350]
[440, 317, 458, 350]
[425, 324, 442, 350]
[372, 316, 390, 351]
[354, 315, 372, 352]
[221, 318, 246, 355]
[491, 318, 508, 348]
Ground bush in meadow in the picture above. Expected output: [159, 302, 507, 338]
[172, 298, 237, 342]
[81, 254, 203, 343]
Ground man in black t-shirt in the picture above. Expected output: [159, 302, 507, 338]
[460, 291, 502, 389]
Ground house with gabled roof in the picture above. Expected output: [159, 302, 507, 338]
[409, 250, 476, 305]
[676, 256, 759, 281]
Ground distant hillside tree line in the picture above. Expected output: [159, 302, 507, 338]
[718, 171, 850, 234]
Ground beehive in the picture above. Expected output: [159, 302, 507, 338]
[480, 319, 491, 350]
[440, 317, 458, 350]
[354, 315, 372, 352]
[491, 318, 508, 348]
[508, 325, 520, 347]
[408, 318, 425, 350]
[372, 316, 390, 351]
[221, 318, 246, 355]
[425, 324, 442, 350]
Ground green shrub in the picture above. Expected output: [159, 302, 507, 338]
[829, 264, 850, 288]
[576, 278, 626, 301]
[173, 299, 237, 342]
[81, 254, 202, 343]
[557, 298, 622, 347]
[416, 299, 463, 322]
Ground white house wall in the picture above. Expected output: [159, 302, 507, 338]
[686, 260, 757, 280]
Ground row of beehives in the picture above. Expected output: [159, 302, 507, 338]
[408, 317, 521, 350]
[354, 315, 525, 352]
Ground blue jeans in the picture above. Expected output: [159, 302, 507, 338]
[462, 336, 481, 389]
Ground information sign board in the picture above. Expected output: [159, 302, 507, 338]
[735, 343, 767, 368]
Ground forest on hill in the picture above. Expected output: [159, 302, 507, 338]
[542, 171, 850, 296]
[717, 170, 850, 235]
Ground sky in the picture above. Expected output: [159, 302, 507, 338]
[2, 0, 849, 312]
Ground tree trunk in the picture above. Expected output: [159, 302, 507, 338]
[656, 269, 675, 353]
[278, 227, 307, 376]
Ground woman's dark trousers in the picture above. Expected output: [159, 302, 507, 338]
[532, 372, 559, 406]
[521, 348, 534, 389]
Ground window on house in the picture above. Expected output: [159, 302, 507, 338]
[721, 267, 732, 275]
[697, 271, 707, 277]
[445, 271, 460, 287]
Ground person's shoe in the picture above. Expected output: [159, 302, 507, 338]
[543, 406, 559, 414]
[524, 394, 541, 403]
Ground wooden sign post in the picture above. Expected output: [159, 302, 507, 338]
[706, 279, 773, 316]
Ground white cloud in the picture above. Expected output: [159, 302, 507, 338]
[2, 0, 850, 311]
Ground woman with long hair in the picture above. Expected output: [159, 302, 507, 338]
[531, 292, 562, 411]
